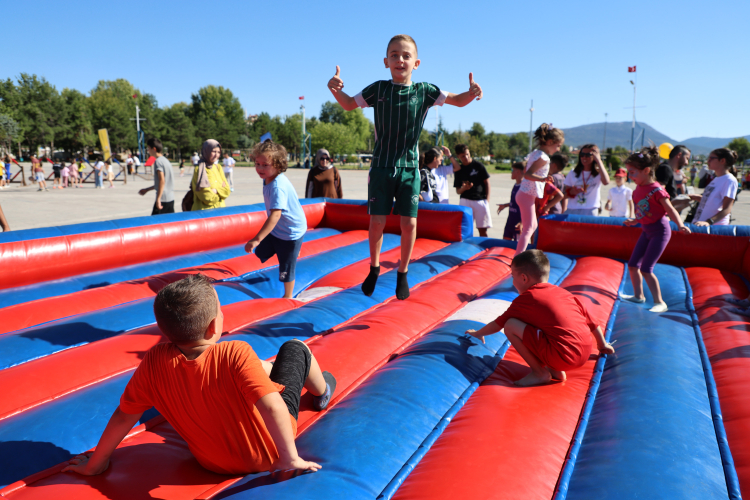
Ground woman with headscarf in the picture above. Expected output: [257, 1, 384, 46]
[191, 139, 231, 211]
[305, 149, 343, 198]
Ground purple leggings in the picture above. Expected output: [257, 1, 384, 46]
[628, 217, 671, 274]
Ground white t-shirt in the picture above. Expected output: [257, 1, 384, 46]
[223, 157, 235, 173]
[695, 173, 737, 225]
[192, 154, 200, 166]
[564, 169, 604, 209]
[133, 157, 141, 166]
[432, 164, 454, 203]
[520, 150, 549, 198]
[94, 161, 104, 171]
[607, 185, 633, 217]
[126, 157, 133, 165]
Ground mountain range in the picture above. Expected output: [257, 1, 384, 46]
[527, 122, 750, 156]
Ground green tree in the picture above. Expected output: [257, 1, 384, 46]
[319, 101, 346, 124]
[89, 79, 142, 151]
[310, 122, 357, 156]
[508, 132, 530, 158]
[0, 114, 20, 154]
[57, 88, 96, 152]
[13, 74, 60, 152]
[727, 137, 750, 163]
[162, 102, 197, 159]
[319, 101, 372, 151]
[189, 85, 245, 148]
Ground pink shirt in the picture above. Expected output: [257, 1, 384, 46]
[633, 182, 669, 225]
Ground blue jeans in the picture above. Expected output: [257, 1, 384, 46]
[94, 171, 103, 188]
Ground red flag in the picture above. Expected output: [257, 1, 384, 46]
[628, 66, 636, 73]
[132, 94, 138, 98]
[299, 96, 305, 100]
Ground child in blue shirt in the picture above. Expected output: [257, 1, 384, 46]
[245, 142, 307, 298]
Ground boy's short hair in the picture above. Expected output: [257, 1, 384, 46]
[154, 274, 218, 344]
[387, 34, 417, 55]
[511, 161, 525, 170]
[511, 249, 550, 282]
[252, 141, 288, 173]
[147, 138, 163, 153]
[455, 144, 468, 155]
[550, 153, 568, 170]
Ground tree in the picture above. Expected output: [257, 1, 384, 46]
[89, 79, 142, 152]
[162, 102, 197, 159]
[310, 122, 357, 156]
[508, 132, 530, 158]
[319, 101, 371, 151]
[57, 88, 96, 153]
[0, 115, 20, 154]
[727, 138, 750, 163]
[13, 74, 60, 152]
[189, 85, 245, 149]
[319, 101, 347, 124]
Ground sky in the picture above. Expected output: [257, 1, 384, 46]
[3, 0, 749, 141]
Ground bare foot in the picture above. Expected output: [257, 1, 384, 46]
[547, 367, 567, 382]
[514, 370, 552, 387]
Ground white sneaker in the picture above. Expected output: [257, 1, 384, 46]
[649, 302, 668, 313]
[620, 294, 646, 304]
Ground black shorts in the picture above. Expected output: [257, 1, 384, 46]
[269, 340, 311, 420]
[255, 233, 303, 283]
[152, 200, 175, 215]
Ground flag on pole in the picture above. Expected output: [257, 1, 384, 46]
[628, 66, 636, 73]
[299, 96, 305, 100]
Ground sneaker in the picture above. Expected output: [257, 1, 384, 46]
[313, 371, 337, 411]
[620, 294, 645, 304]
[649, 302, 668, 313]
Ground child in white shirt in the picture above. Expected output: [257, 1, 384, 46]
[605, 168, 633, 218]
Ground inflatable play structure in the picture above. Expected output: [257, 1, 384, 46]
[0, 200, 747, 500]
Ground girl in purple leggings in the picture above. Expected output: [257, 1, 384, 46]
[620, 147, 691, 313]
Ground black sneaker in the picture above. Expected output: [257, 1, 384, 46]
[313, 371, 337, 411]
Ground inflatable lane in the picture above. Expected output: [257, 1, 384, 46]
[565, 263, 736, 499]
[388, 256, 623, 500]
[687, 267, 748, 498]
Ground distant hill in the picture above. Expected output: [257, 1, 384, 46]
[509, 122, 749, 156]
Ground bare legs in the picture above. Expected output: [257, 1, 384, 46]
[504, 318, 563, 387]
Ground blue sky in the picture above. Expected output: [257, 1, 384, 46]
[4, 0, 748, 141]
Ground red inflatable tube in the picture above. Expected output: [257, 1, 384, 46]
[0, 239, 443, 424]
[537, 219, 749, 274]
[0, 230, 367, 336]
[2, 247, 515, 500]
[392, 256, 623, 500]
[687, 267, 750, 498]
[0, 203, 325, 291]
[321, 202, 465, 243]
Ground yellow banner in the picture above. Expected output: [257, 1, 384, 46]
[98, 129, 112, 161]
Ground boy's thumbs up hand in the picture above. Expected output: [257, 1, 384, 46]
[328, 66, 344, 94]
[468, 72, 483, 101]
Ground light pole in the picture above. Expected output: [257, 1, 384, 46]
[528, 100, 534, 154]
[603, 112, 608, 151]
[629, 80, 637, 153]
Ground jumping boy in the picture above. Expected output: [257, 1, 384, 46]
[327, 34, 483, 300]
[466, 250, 615, 387]
[245, 142, 307, 299]
[63, 274, 335, 476]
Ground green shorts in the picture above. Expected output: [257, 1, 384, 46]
[367, 167, 420, 218]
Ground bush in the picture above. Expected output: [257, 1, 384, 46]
[347, 155, 358, 163]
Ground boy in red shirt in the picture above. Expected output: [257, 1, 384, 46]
[64, 274, 335, 476]
[535, 179, 564, 217]
[467, 250, 615, 387]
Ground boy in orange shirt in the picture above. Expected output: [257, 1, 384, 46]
[467, 250, 615, 387]
[64, 274, 336, 476]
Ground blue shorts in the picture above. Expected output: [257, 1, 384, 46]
[255, 234, 303, 283]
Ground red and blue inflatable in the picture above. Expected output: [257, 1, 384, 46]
[0, 200, 747, 499]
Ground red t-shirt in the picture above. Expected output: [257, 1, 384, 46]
[633, 182, 669, 225]
[494, 282, 595, 367]
[535, 180, 562, 217]
[120, 341, 295, 475]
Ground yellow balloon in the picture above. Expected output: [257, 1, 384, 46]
[659, 143, 673, 160]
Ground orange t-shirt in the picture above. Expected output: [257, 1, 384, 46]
[119, 341, 296, 475]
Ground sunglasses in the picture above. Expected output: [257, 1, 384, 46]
[579, 153, 593, 158]
[320, 157, 330, 161]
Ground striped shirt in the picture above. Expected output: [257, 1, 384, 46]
[355, 81, 447, 169]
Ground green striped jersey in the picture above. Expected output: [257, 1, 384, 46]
[355, 81, 445, 169]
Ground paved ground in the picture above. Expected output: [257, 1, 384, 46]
[1, 162, 747, 235]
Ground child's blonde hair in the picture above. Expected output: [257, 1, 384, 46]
[387, 34, 418, 56]
[252, 142, 288, 173]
